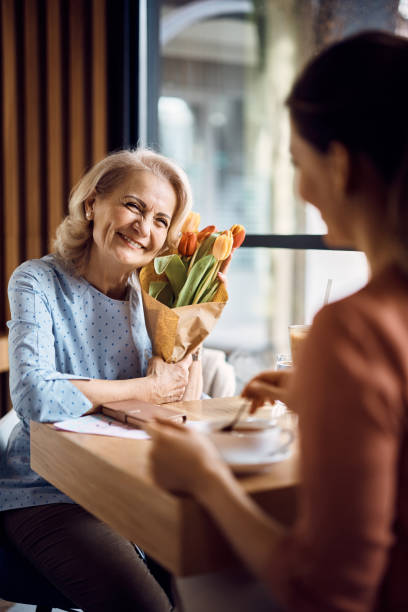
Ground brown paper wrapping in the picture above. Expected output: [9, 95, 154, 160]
[140, 261, 228, 363]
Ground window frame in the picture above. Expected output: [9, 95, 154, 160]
[140, 0, 357, 254]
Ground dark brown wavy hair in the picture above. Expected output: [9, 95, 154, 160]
[286, 30, 408, 257]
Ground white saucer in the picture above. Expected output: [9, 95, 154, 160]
[188, 417, 278, 432]
[230, 417, 278, 431]
[227, 447, 292, 474]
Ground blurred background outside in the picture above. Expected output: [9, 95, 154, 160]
[156, 0, 408, 389]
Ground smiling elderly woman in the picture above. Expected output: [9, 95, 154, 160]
[0, 149, 199, 611]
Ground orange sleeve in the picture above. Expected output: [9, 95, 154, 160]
[267, 302, 404, 612]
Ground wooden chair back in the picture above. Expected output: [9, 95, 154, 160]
[0, 334, 8, 373]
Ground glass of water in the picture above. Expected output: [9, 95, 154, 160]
[271, 354, 292, 415]
[275, 353, 293, 372]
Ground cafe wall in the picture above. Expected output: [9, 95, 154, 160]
[0, 0, 108, 415]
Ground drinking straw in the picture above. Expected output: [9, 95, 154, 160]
[323, 278, 333, 306]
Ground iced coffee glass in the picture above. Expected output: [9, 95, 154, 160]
[289, 324, 311, 366]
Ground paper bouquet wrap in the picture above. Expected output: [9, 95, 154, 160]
[139, 262, 228, 363]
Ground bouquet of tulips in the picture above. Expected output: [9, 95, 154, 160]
[139, 212, 245, 363]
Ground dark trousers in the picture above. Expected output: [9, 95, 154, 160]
[2, 503, 172, 612]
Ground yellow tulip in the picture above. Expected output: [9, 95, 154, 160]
[212, 231, 233, 261]
[181, 211, 201, 233]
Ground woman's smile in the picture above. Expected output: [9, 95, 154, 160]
[117, 232, 146, 250]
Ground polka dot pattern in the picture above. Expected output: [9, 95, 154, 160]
[1, 254, 152, 511]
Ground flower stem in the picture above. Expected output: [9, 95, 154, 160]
[192, 260, 220, 304]
[202, 281, 219, 303]
[187, 247, 199, 275]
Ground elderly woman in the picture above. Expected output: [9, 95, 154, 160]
[148, 31, 408, 612]
[1, 149, 200, 611]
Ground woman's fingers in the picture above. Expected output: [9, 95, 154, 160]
[217, 271, 227, 285]
[242, 379, 277, 413]
[241, 369, 292, 414]
[143, 421, 160, 438]
[178, 352, 193, 370]
[147, 418, 224, 494]
[250, 369, 284, 383]
[242, 378, 281, 399]
[216, 254, 232, 288]
[144, 417, 185, 439]
[250, 399, 266, 414]
[243, 396, 265, 414]
[243, 369, 291, 391]
[155, 416, 187, 430]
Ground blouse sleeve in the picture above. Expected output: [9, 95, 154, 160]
[267, 301, 404, 612]
[7, 264, 92, 425]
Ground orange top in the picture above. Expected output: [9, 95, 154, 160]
[268, 265, 408, 612]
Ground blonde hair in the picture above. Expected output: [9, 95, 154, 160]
[54, 149, 193, 273]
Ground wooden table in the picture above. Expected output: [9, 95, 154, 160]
[31, 397, 299, 576]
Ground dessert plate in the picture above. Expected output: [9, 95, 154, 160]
[190, 417, 278, 432]
[230, 417, 277, 431]
[227, 447, 292, 474]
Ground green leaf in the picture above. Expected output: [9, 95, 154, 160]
[149, 280, 174, 307]
[201, 282, 219, 303]
[149, 281, 168, 299]
[156, 283, 174, 307]
[195, 233, 218, 261]
[154, 254, 175, 275]
[153, 254, 187, 296]
[175, 254, 216, 307]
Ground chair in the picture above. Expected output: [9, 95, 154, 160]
[0, 409, 77, 612]
[201, 348, 236, 398]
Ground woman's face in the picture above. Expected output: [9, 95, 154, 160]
[86, 170, 177, 272]
[289, 121, 354, 247]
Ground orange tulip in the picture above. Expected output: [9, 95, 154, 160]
[197, 225, 216, 242]
[178, 232, 198, 257]
[230, 224, 246, 248]
[212, 231, 233, 261]
[181, 211, 201, 233]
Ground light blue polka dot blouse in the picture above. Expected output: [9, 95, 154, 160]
[0, 254, 152, 511]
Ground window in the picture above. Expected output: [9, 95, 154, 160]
[141, 1, 406, 371]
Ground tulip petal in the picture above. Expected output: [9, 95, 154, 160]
[181, 211, 201, 233]
[212, 232, 233, 261]
[178, 231, 197, 257]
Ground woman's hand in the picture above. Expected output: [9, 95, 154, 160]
[182, 349, 203, 401]
[78, 353, 193, 409]
[241, 369, 292, 413]
[146, 418, 226, 496]
[146, 417, 285, 580]
[147, 354, 192, 404]
[217, 253, 231, 287]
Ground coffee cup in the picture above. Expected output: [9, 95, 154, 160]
[289, 324, 311, 366]
[208, 424, 293, 464]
